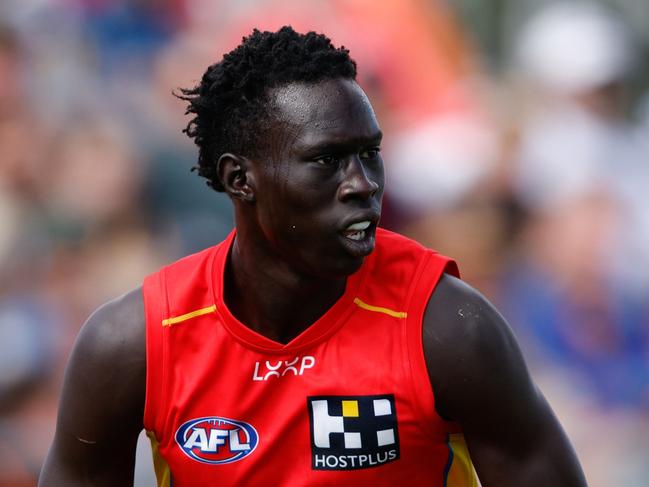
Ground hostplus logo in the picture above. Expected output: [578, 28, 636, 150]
[307, 394, 399, 470]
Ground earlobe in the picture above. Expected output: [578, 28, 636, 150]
[217, 153, 256, 202]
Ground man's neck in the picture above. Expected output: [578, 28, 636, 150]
[223, 234, 347, 345]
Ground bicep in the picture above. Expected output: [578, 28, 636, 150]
[463, 383, 583, 486]
[39, 290, 145, 486]
[424, 275, 586, 487]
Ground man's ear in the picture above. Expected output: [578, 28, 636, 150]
[217, 153, 256, 203]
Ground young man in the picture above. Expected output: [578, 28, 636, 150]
[40, 27, 587, 486]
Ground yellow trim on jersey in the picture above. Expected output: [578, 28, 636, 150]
[353, 298, 407, 319]
[161, 305, 217, 327]
[146, 430, 171, 487]
[445, 433, 479, 486]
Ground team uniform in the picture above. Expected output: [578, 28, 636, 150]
[143, 228, 478, 486]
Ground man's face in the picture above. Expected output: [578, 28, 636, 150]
[248, 78, 384, 278]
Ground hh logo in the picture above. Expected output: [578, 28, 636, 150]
[175, 416, 258, 465]
[252, 356, 315, 381]
[307, 394, 400, 470]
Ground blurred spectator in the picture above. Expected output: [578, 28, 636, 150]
[510, 1, 649, 292]
[500, 189, 649, 408]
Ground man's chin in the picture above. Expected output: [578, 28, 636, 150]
[337, 231, 376, 260]
[315, 252, 370, 280]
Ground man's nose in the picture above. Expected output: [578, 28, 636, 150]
[337, 156, 380, 201]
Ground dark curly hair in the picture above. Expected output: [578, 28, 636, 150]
[176, 26, 358, 192]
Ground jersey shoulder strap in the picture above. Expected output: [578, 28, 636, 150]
[141, 235, 231, 432]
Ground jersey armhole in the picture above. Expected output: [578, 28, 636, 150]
[143, 268, 169, 435]
[403, 251, 460, 438]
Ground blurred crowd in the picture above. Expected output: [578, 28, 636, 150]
[0, 0, 647, 485]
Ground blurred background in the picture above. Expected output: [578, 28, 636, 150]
[0, 0, 647, 485]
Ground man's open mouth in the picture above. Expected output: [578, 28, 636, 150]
[341, 220, 371, 241]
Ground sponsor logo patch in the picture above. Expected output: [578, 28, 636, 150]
[252, 355, 316, 381]
[307, 394, 400, 470]
[175, 416, 258, 465]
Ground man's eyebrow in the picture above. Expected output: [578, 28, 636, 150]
[297, 131, 383, 154]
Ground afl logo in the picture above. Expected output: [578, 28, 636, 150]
[175, 416, 259, 465]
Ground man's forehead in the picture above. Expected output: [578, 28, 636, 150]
[269, 78, 374, 128]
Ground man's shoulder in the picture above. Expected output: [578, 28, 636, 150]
[424, 274, 511, 357]
[40, 289, 146, 485]
[142, 235, 234, 321]
[423, 274, 526, 418]
[73, 288, 145, 377]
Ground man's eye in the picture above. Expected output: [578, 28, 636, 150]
[314, 155, 338, 166]
[360, 148, 381, 160]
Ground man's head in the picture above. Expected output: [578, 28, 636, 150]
[180, 27, 384, 278]
[178, 26, 357, 192]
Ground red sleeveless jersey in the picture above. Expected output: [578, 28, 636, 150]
[143, 228, 478, 486]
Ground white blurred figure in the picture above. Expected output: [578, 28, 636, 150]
[386, 112, 497, 212]
[513, 0, 649, 294]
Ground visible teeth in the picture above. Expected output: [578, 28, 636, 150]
[346, 221, 371, 231]
[347, 231, 365, 241]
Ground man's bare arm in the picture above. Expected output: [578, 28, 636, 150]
[424, 274, 587, 486]
[39, 288, 146, 487]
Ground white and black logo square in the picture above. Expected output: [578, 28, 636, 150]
[307, 394, 400, 470]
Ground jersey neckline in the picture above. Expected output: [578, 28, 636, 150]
[210, 230, 369, 354]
